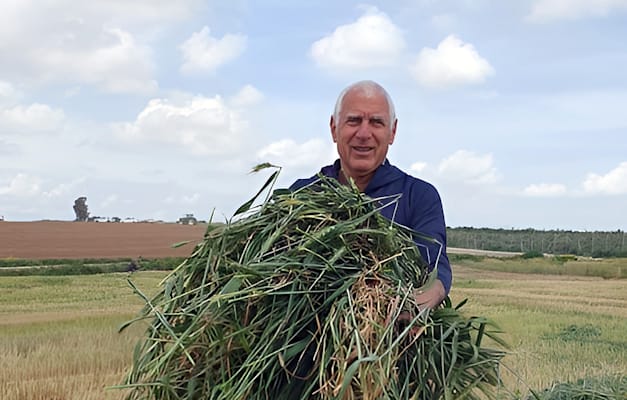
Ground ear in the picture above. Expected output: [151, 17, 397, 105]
[330, 115, 338, 143]
[389, 118, 398, 144]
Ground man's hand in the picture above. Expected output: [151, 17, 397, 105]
[414, 279, 446, 310]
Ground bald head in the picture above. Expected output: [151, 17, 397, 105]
[333, 80, 396, 124]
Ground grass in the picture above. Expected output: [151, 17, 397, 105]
[2, 315, 140, 400]
[0, 259, 625, 399]
[0, 272, 163, 400]
[451, 263, 627, 398]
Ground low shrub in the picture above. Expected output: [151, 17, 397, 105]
[448, 253, 484, 262]
[521, 251, 544, 259]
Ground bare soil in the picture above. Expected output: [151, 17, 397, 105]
[0, 221, 207, 259]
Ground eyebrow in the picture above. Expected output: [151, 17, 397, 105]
[369, 116, 386, 123]
[345, 115, 387, 124]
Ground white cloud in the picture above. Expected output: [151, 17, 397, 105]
[114, 92, 248, 156]
[522, 183, 568, 197]
[310, 7, 405, 71]
[527, 0, 627, 22]
[230, 85, 264, 107]
[0, 103, 65, 133]
[0, 2, 183, 94]
[257, 139, 336, 169]
[0, 173, 41, 197]
[583, 161, 627, 195]
[63, 87, 82, 98]
[38, 27, 157, 94]
[409, 162, 427, 174]
[42, 178, 85, 198]
[409, 35, 494, 89]
[22, 26, 156, 94]
[437, 150, 499, 184]
[0, 1, 201, 42]
[0, 174, 84, 202]
[179, 26, 247, 73]
[0, 81, 21, 106]
[0, 139, 17, 155]
[89, 1, 202, 24]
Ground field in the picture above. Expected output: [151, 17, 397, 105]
[0, 221, 207, 260]
[1, 222, 625, 399]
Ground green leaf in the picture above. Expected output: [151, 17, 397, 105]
[234, 170, 280, 216]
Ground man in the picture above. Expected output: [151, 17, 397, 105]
[291, 80, 451, 309]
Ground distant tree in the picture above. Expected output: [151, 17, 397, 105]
[73, 197, 89, 221]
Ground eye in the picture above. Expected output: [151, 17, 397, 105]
[370, 118, 385, 127]
[346, 116, 362, 126]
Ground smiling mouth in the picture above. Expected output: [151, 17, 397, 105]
[352, 146, 373, 152]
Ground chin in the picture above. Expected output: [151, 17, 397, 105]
[349, 162, 377, 174]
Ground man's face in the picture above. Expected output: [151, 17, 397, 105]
[330, 88, 397, 180]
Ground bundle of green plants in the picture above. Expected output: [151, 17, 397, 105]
[118, 165, 506, 400]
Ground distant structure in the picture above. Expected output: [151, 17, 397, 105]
[73, 197, 89, 222]
[88, 216, 109, 222]
[177, 213, 198, 225]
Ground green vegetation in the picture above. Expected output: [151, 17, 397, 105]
[526, 375, 626, 400]
[0, 257, 127, 268]
[543, 324, 602, 343]
[0, 257, 186, 276]
[521, 251, 544, 259]
[448, 227, 627, 258]
[452, 254, 626, 279]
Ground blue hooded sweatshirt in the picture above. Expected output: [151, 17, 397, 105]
[290, 159, 452, 295]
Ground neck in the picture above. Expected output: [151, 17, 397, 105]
[339, 169, 372, 192]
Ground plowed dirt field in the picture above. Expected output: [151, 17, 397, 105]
[0, 221, 207, 259]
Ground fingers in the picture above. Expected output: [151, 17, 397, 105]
[415, 280, 446, 310]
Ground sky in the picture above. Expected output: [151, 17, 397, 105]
[0, 0, 626, 231]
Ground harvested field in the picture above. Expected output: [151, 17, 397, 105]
[0, 221, 207, 259]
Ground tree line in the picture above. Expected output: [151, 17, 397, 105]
[447, 227, 627, 258]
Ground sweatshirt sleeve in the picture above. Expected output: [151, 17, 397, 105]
[408, 182, 452, 295]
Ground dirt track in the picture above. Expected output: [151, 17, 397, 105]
[447, 247, 522, 258]
[0, 221, 207, 259]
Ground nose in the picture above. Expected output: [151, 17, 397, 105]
[355, 120, 371, 139]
